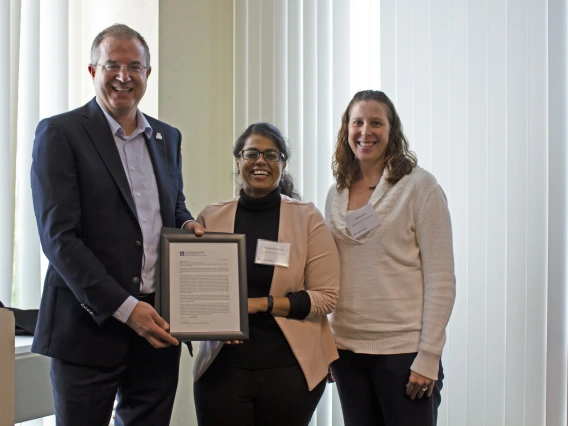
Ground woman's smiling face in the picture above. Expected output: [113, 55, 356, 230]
[236, 134, 286, 198]
[348, 100, 391, 169]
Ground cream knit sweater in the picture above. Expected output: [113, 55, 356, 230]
[325, 166, 456, 380]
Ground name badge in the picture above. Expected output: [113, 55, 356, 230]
[255, 239, 291, 267]
[345, 203, 381, 238]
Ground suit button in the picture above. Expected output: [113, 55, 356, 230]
[135, 241, 142, 247]
[132, 277, 140, 285]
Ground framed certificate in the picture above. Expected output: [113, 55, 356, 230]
[160, 228, 248, 341]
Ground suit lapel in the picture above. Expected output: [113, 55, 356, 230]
[144, 123, 174, 226]
[82, 99, 138, 219]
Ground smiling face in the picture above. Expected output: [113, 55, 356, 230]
[348, 100, 391, 170]
[88, 36, 151, 121]
[236, 134, 286, 198]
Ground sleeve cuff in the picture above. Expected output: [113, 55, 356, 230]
[286, 291, 311, 320]
[410, 341, 443, 380]
[112, 296, 138, 323]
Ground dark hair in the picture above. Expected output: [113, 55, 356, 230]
[90, 23, 151, 67]
[332, 90, 417, 190]
[233, 122, 301, 200]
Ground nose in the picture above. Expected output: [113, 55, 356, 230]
[254, 153, 268, 164]
[361, 122, 372, 136]
[116, 66, 132, 82]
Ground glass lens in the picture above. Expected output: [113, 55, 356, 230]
[128, 64, 145, 73]
[263, 151, 279, 161]
[242, 149, 259, 160]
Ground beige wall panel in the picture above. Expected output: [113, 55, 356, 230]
[160, 0, 234, 216]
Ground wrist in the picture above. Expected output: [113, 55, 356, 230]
[265, 295, 274, 314]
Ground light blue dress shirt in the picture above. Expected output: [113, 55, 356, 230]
[97, 99, 161, 323]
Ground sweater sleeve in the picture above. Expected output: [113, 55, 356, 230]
[411, 184, 456, 380]
[286, 290, 311, 319]
[304, 204, 341, 319]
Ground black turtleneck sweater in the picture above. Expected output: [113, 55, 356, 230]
[214, 188, 311, 369]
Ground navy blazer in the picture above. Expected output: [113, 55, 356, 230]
[30, 98, 193, 366]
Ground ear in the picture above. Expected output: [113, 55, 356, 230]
[235, 158, 241, 173]
[282, 161, 287, 171]
[88, 64, 96, 80]
[146, 66, 152, 79]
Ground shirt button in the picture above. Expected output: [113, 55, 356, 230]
[116, 312, 121, 317]
[143, 218, 147, 223]
[136, 192, 141, 197]
[132, 277, 140, 285]
[130, 166, 135, 171]
[135, 241, 142, 247]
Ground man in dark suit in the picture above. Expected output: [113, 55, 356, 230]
[30, 24, 204, 426]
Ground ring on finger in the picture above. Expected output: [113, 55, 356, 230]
[421, 386, 428, 391]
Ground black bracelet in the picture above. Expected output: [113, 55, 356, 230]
[265, 295, 274, 314]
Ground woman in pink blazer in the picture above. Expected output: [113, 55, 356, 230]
[192, 123, 340, 426]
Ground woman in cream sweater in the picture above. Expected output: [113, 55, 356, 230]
[193, 122, 340, 426]
[325, 90, 456, 426]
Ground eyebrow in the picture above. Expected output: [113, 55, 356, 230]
[103, 60, 144, 65]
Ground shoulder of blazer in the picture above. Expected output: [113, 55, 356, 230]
[143, 113, 180, 137]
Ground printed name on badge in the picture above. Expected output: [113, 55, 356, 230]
[345, 203, 381, 238]
[254, 239, 291, 268]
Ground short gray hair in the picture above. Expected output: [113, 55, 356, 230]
[90, 23, 151, 67]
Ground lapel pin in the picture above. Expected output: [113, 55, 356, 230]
[156, 132, 163, 140]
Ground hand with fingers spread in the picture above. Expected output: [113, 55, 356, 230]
[126, 301, 179, 348]
[405, 370, 435, 400]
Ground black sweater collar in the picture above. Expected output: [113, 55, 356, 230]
[238, 187, 281, 211]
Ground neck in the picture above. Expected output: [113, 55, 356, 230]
[116, 114, 137, 136]
[106, 108, 138, 136]
[359, 161, 384, 185]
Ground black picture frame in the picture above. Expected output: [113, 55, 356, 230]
[160, 228, 248, 341]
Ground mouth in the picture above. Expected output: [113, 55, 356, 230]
[112, 86, 133, 93]
[251, 170, 270, 176]
[357, 140, 377, 148]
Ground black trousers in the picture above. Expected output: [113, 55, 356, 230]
[50, 337, 181, 426]
[331, 350, 444, 426]
[194, 362, 327, 426]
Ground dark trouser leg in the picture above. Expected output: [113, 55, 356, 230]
[194, 363, 255, 426]
[253, 364, 327, 426]
[50, 358, 123, 426]
[331, 349, 384, 426]
[114, 338, 181, 426]
[370, 352, 443, 426]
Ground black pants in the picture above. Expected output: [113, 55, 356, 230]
[194, 363, 327, 426]
[51, 338, 181, 426]
[331, 350, 444, 426]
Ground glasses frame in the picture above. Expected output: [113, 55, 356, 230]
[239, 148, 285, 162]
[96, 63, 148, 75]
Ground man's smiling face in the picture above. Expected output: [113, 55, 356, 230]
[88, 36, 151, 120]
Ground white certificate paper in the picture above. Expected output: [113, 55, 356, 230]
[169, 242, 241, 333]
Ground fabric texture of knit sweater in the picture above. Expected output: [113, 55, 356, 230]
[325, 166, 456, 380]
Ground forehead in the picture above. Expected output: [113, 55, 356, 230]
[97, 37, 146, 63]
[242, 134, 278, 150]
[350, 100, 390, 119]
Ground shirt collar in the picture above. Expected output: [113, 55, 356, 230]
[96, 97, 153, 141]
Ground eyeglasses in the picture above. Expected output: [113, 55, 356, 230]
[239, 149, 285, 162]
[96, 63, 147, 75]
